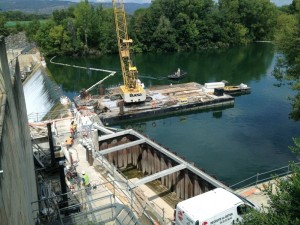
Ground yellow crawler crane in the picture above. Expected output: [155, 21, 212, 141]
[112, 0, 146, 103]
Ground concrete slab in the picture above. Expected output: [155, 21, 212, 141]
[130, 178, 175, 224]
[234, 176, 290, 208]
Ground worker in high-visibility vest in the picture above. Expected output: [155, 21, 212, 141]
[81, 171, 91, 194]
[70, 121, 77, 138]
[65, 136, 73, 149]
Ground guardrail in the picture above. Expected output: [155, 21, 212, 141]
[229, 162, 300, 190]
[95, 153, 167, 224]
[31, 178, 150, 225]
[28, 109, 71, 122]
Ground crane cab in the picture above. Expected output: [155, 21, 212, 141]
[120, 85, 146, 103]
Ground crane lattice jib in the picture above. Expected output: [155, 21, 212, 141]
[112, 0, 138, 90]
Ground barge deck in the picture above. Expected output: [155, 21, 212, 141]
[74, 82, 234, 125]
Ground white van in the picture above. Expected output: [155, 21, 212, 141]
[174, 188, 259, 225]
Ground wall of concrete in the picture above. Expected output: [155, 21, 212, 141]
[99, 135, 215, 200]
[0, 36, 38, 225]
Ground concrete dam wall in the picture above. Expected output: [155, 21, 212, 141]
[0, 36, 38, 225]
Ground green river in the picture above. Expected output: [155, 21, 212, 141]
[45, 43, 299, 186]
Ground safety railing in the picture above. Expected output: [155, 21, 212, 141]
[229, 162, 300, 190]
[32, 178, 146, 225]
[28, 109, 71, 122]
[94, 153, 167, 224]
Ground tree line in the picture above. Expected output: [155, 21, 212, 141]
[0, 0, 283, 56]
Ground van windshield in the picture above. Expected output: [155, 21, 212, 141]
[233, 193, 255, 207]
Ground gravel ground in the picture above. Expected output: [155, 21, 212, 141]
[5, 32, 32, 50]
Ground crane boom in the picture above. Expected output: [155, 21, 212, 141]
[112, 0, 146, 103]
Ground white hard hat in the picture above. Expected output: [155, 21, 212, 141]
[82, 171, 85, 175]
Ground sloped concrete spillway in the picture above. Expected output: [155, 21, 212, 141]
[23, 69, 62, 121]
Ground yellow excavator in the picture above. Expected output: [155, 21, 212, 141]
[112, 0, 146, 103]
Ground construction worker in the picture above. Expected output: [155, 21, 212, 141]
[65, 136, 73, 149]
[70, 120, 77, 138]
[81, 171, 91, 194]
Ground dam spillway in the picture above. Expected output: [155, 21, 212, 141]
[23, 69, 62, 122]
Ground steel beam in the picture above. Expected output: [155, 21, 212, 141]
[98, 129, 132, 142]
[93, 123, 115, 135]
[98, 139, 145, 155]
[129, 130, 230, 190]
[96, 128, 230, 190]
[130, 164, 186, 188]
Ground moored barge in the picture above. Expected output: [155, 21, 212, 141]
[74, 82, 234, 125]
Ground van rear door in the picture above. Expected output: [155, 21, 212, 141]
[175, 207, 196, 225]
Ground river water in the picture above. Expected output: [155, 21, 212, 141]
[42, 43, 299, 186]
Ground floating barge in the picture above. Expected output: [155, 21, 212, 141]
[203, 82, 251, 96]
[223, 84, 251, 96]
[74, 82, 234, 125]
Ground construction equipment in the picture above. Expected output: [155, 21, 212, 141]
[112, 0, 146, 103]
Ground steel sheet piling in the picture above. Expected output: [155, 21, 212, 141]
[97, 134, 222, 201]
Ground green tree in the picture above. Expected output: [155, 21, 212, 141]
[74, 0, 93, 54]
[0, 15, 9, 37]
[34, 21, 56, 55]
[52, 9, 68, 25]
[131, 8, 156, 51]
[152, 15, 177, 52]
[95, 7, 116, 54]
[239, 0, 278, 41]
[273, 0, 300, 120]
[25, 20, 41, 42]
[63, 18, 79, 52]
[20, 0, 281, 56]
[218, 0, 250, 46]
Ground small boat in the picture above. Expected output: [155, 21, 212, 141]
[223, 83, 251, 95]
[168, 68, 187, 80]
[207, 82, 251, 96]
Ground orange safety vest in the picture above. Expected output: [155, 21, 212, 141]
[66, 137, 73, 145]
